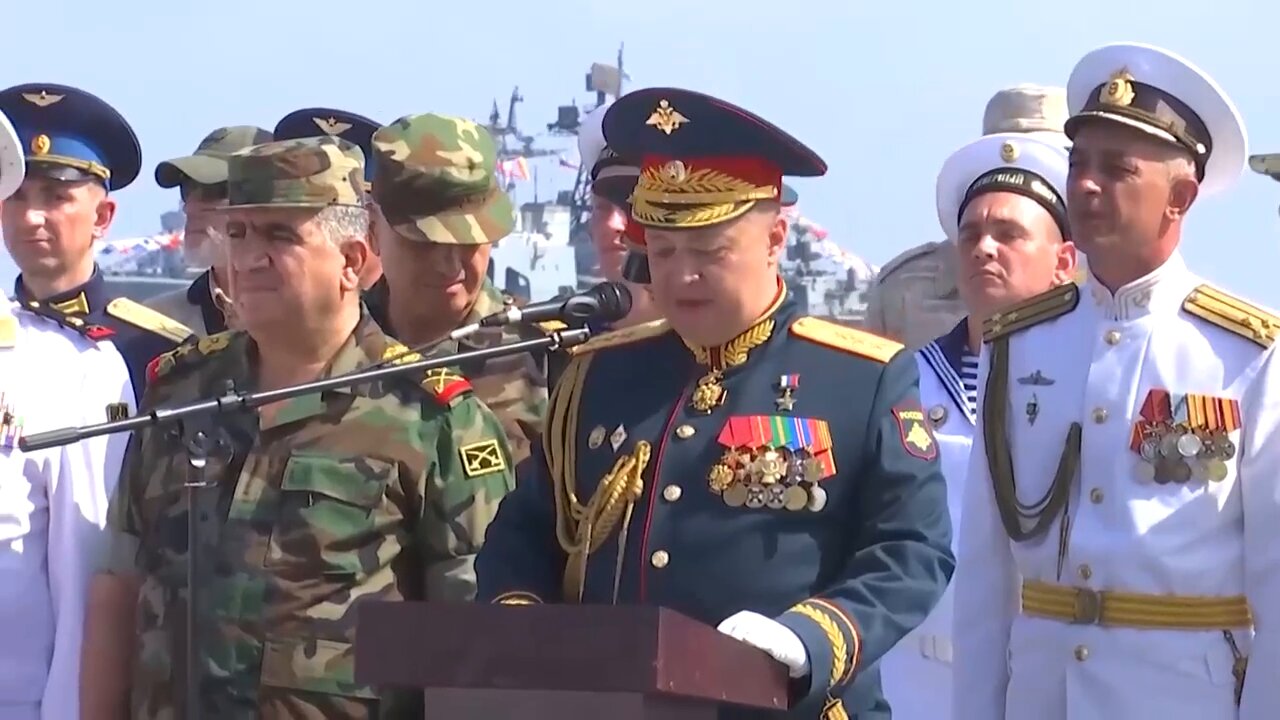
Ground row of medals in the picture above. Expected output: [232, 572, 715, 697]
[1135, 425, 1235, 484]
[709, 448, 828, 512]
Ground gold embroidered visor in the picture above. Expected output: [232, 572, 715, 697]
[598, 87, 828, 248]
[631, 156, 781, 232]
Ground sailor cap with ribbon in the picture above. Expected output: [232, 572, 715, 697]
[936, 132, 1070, 242]
[1065, 42, 1246, 196]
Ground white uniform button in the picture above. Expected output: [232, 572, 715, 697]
[1104, 329, 1121, 345]
[1078, 564, 1093, 580]
[1074, 644, 1089, 662]
[662, 485, 682, 502]
[650, 550, 670, 568]
[675, 424, 695, 439]
[1093, 407, 1109, 424]
[1089, 487, 1104, 503]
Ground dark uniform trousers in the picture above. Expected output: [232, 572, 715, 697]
[476, 291, 955, 719]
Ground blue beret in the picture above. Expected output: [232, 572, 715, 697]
[273, 108, 380, 185]
[0, 83, 141, 191]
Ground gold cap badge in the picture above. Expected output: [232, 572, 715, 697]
[1000, 141, 1018, 163]
[312, 117, 352, 136]
[30, 134, 51, 156]
[1099, 68, 1136, 107]
[21, 91, 63, 107]
[645, 99, 689, 135]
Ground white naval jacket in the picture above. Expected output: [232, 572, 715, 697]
[0, 298, 133, 720]
[880, 320, 974, 720]
[954, 252, 1274, 720]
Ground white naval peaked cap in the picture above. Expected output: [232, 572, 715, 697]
[982, 84, 1069, 137]
[577, 102, 610, 172]
[0, 109, 24, 202]
[1065, 41, 1246, 197]
[936, 132, 1070, 242]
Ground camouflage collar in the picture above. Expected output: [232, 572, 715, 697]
[257, 310, 401, 429]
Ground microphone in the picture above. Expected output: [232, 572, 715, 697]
[472, 281, 634, 331]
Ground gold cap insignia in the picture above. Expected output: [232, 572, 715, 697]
[661, 160, 688, 183]
[30, 134, 51, 156]
[1099, 68, 1136, 107]
[21, 91, 63, 107]
[1000, 141, 1018, 163]
[646, 99, 689, 135]
[312, 117, 353, 136]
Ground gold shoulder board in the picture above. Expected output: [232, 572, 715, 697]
[790, 316, 903, 363]
[1183, 284, 1280, 348]
[983, 283, 1079, 342]
[568, 318, 670, 356]
[106, 297, 194, 344]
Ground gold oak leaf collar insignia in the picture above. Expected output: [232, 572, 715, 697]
[682, 293, 785, 414]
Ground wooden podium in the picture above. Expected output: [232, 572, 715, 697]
[354, 602, 791, 719]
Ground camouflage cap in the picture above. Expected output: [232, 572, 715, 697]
[221, 135, 366, 210]
[371, 113, 514, 245]
[155, 125, 274, 189]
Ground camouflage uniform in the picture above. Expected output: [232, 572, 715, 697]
[147, 125, 276, 336]
[103, 135, 518, 719]
[863, 84, 1074, 349]
[370, 113, 549, 463]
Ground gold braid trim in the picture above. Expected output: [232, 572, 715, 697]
[549, 355, 592, 553]
[561, 442, 651, 601]
[821, 697, 850, 720]
[684, 316, 775, 369]
[493, 591, 542, 605]
[807, 598, 861, 684]
[790, 602, 849, 690]
[547, 353, 652, 602]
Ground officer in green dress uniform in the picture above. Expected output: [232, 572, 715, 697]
[0, 83, 193, 398]
[475, 87, 954, 720]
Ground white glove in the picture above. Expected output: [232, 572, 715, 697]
[716, 610, 811, 679]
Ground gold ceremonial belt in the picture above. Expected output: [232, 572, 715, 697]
[1020, 579, 1252, 630]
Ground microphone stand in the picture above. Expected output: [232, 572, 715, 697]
[20, 328, 593, 720]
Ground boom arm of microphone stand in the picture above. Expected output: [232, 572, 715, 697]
[20, 327, 595, 452]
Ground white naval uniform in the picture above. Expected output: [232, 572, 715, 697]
[880, 320, 976, 720]
[0, 298, 134, 720]
[953, 252, 1272, 720]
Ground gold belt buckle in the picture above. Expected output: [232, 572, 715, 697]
[1071, 587, 1103, 625]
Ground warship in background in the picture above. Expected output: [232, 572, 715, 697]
[98, 48, 876, 321]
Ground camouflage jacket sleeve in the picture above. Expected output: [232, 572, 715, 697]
[416, 383, 518, 602]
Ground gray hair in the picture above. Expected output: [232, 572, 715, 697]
[315, 205, 370, 245]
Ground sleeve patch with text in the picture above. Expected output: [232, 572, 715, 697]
[892, 406, 937, 460]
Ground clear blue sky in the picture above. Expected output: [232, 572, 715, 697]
[6, 0, 1280, 305]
